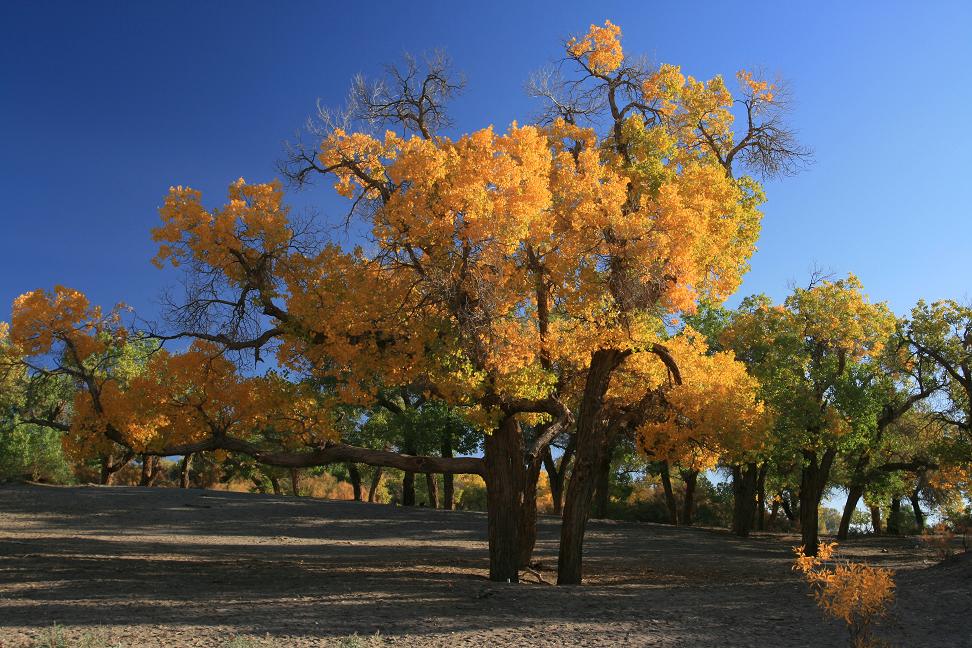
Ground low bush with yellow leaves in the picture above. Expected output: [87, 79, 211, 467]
[793, 542, 895, 648]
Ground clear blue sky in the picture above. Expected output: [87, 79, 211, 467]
[2, 1, 970, 322]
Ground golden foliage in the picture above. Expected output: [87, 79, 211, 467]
[793, 543, 895, 648]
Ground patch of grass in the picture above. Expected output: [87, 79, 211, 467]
[34, 623, 123, 648]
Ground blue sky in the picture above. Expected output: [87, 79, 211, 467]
[2, 1, 970, 322]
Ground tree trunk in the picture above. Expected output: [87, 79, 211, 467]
[910, 491, 924, 532]
[543, 442, 572, 517]
[289, 468, 301, 497]
[799, 447, 837, 555]
[347, 463, 362, 501]
[402, 471, 416, 506]
[139, 455, 158, 487]
[368, 466, 383, 503]
[441, 432, 454, 511]
[425, 473, 439, 508]
[591, 451, 612, 519]
[837, 485, 864, 541]
[680, 469, 698, 526]
[179, 454, 193, 489]
[768, 499, 780, 527]
[887, 497, 901, 535]
[557, 349, 628, 585]
[269, 473, 282, 496]
[660, 461, 679, 525]
[100, 452, 133, 485]
[518, 456, 543, 568]
[870, 505, 882, 535]
[483, 415, 526, 583]
[755, 463, 768, 531]
[781, 491, 796, 521]
[731, 463, 759, 537]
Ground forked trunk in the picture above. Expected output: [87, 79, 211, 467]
[799, 447, 837, 555]
[518, 457, 543, 568]
[660, 461, 679, 525]
[557, 349, 628, 585]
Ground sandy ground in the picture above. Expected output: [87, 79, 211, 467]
[0, 483, 969, 647]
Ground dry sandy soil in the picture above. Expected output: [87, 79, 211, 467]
[0, 483, 969, 647]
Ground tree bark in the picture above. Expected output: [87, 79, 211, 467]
[518, 456, 543, 568]
[425, 473, 439, 508]
[268, 472, 282, 496]
[731, 463, 759, 537]
[910, 491, 924, 532]
[660, 461, 679, 525]
[558, 349, 629, 585]
[680, 469, 699, 526]
[837, 484, 864, 541]
[402, 471, 416, 506]
[179, 454, 193, 489]
[347, 463, 362, 501]
[368, 466, 383, 503]
[441, 431, 454, 511]
[755, 463, 768, 531]
[591, 450, 612, 519]
[483, 415, 526, 583]
[887, 497, 901, 535]
[289, 468, 301, 497]
[543, 442, 572, 516]
[139, 455, 159, 487]
[99, 452, 133, 486]
[870, 504, 882, 535]
[799, 446, 837, 555]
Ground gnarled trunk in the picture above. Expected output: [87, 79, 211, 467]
[731, 463, 759, 537]
[483, 415, 526, 582]
[910, 491, 924, 531]
[557, 349, 628, 585]
[99, 452, 132, 486]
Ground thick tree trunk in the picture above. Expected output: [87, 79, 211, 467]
[483, 415, 526, 583]
[870, 505, 882, 535]
[99, 452, 132, 485]
[402, 471, 416, 506]
[660, 461, 679, 525]
[680, 469, 698, 526]
[780, 492, 796, 521]
[425, 473, 439, 508]
[289, 468, 301, 497]
[441, 432, 454, 511]
[799, 447, 837, 555]
[910, 491, 924, 532]
[139, 455, 159, 487]
[887, 497, 901, 535]
[347, 463, 362, 501]
[837, 485, 864, 541]
[557, 349, 628, 585]
[179, 454, 193, 489]
[755, 463, 768, 531]
[591, 451, 612, 519]
[368, 466, 383, 503]
[731, 463, 759, 537]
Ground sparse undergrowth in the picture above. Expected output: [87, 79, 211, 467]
[33, 625, 383, 648]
